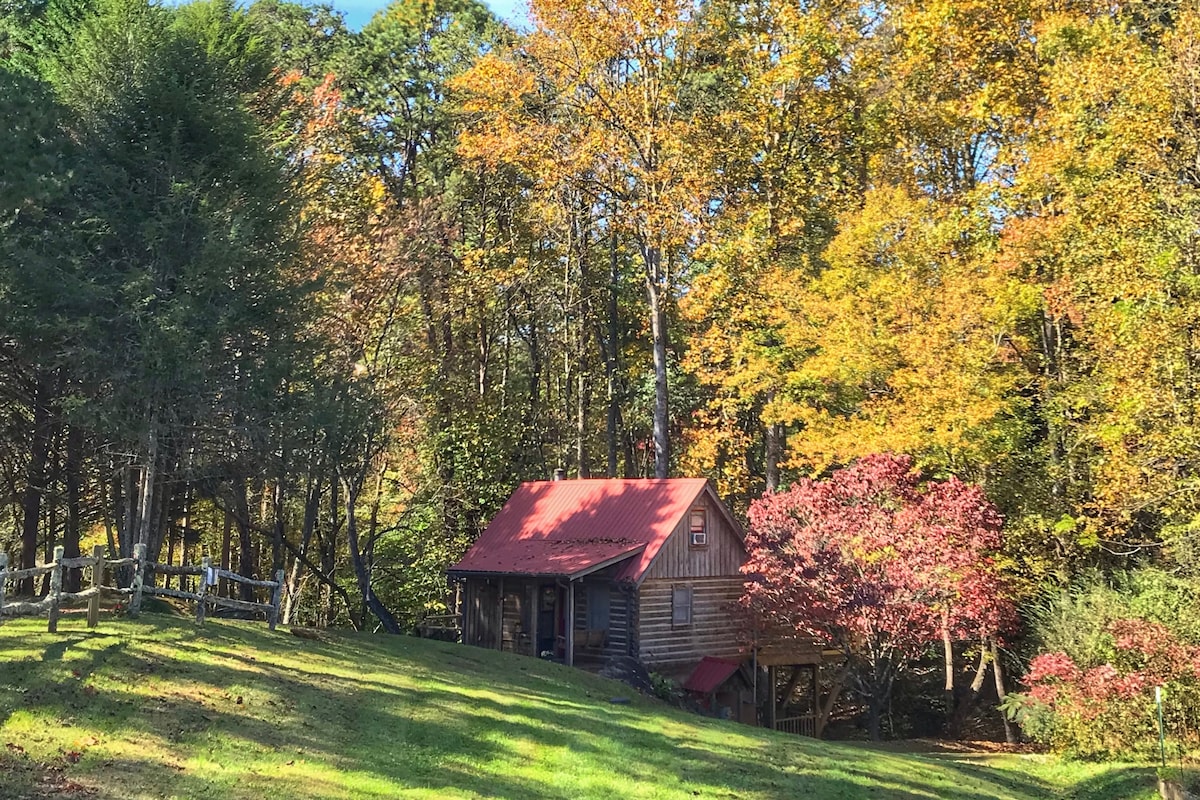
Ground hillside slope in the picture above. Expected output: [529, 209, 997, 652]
[0, 614, 1153, 799]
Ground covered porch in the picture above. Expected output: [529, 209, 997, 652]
[755, 641, 841, 738]
[452, 541, 644, 667]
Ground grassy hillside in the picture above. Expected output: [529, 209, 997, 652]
[0, 613, 1155, 799]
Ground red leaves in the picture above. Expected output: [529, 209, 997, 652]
[1026, 618, 1200, 725]
[742, 453, 1014, 656]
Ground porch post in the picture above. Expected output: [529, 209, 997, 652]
[566, 579, 575, 666]
[528, 584, 539, 657]
[768, 665, 777, 730]
[497, 578, 505, 651]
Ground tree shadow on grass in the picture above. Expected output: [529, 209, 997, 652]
[0, 615, 1140, 799]
[1064, 764, 1157, 800]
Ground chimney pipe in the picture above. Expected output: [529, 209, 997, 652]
[553, 468, 566, 481]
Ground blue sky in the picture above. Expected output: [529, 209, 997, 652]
[337, 0, 526, 29]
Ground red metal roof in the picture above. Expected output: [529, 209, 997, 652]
[683, 656, 743, 694]
[449, 478, 710, 582]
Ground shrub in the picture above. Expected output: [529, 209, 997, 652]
[1014, 569, 1200, 758]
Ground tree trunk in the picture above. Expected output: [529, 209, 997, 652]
[815, 662, 847, 739]
[341, 472, 400, 634]
[764, 422, 782, 492]
[284, 477, 321, 625]
[576, 373, 588, 477]
[645, 259, 669, 479]
[992, 640, 1019, 744]
[322, 479, 340, 626]
[42, 423, 59, 596]
[272, 475, 286, 574]
[220, 506, 232, 598]
[150, 474, 172, 581]
[101, 463, 118, 565]
[136, 424, 157, 550]
[123, 463, 137, 559]
[949, 642, 989, 739]
[942, 617, 955, 717]
[866, 693, 885, 741]
[233, 480, 255, 602]
[19, 372, 54, 596]
[863, 648, 899, 741]
[775, 665, 805, 718]
[165, 520, 177, 590]
[606, 208, 620, 478]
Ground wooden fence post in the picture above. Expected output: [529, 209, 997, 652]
[196, 556, 210, 626]
[0, 553, 8, 626]
[47, 545, 64, 633]
[269, 568, 285, 631]
[129, 543, 146, 617]
[88, 544, 104, 629]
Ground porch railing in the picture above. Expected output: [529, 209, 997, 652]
[775, 714, 816, 738]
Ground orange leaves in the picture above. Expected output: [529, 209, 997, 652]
[452, 53, 546, 171]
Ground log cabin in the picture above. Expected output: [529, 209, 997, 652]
[448, 477, 747, 674]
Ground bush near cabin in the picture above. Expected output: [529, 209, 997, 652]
[1011, 570, 1200, 759]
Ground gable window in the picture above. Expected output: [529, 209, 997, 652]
[672, 584, 693, 626]
[689, 508, 708, 548]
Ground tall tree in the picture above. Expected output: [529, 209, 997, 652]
[455, 0, 715, 477]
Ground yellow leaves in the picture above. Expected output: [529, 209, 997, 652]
[456, 0, 713, 264]
[776, 186, 1032, 474]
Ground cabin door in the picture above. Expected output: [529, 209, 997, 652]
[537, 584, 556, 656]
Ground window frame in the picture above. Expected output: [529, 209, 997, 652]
[671, 584, 693, 627]
[689, 507, 708, 548]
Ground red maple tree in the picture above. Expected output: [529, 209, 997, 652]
[742, 453, 1014, 739]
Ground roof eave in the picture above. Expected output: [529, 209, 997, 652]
[448, 544, 646, 582]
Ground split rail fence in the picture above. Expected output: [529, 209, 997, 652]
[0, 544, 284, 633]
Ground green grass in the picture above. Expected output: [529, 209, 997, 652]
[0, 613, 1157, 799]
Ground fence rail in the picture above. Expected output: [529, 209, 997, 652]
[0, 545, 285, 633]
[775, 714, 816, 738]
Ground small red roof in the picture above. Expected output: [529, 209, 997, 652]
[683, 656, 743, 694]
[449, 478, 711, 582]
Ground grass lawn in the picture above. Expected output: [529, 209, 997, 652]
[0, 613, 1158, 799]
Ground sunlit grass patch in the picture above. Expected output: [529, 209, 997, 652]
[0, 614, 1159, 799]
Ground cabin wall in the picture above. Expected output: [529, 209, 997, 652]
[463, 578, 501, 650]
[501, 585, 528, 654]
[462, 578, 536, 655]
[637, 576, 745, 673]
[642, 492, 745, 581]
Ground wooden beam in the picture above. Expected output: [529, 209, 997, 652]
[1, 552, 9, 625]
[528, 584, 538, 657]
[810, 665, 818, 714]
[47, 546, 64, 633]
[566, 581, 575, 667]
[768, 665, 777, 729]
[497, 578, 505, 651]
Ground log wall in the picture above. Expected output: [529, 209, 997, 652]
[637, 576, 746, 672]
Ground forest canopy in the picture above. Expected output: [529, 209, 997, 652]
[3, 0, 1200, 646]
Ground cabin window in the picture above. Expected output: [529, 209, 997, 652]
[689, 508, 708, 547]
[672, 584, 693, 626]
